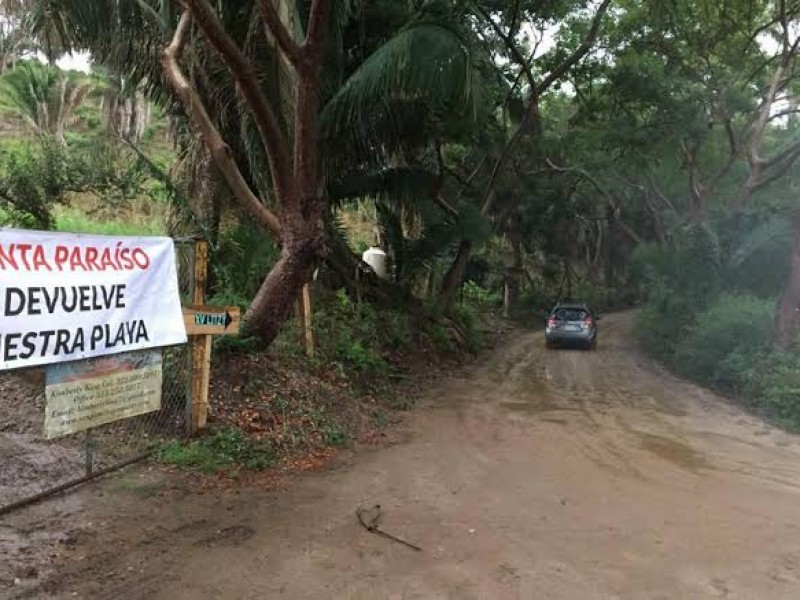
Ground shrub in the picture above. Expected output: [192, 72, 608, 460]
[728, 350, 800, 429]
[673, 294, 773, 389]
[0, 138, 70, 228]
[450, 303, 484, 354]
[312, 290, 392, 373]
[633, 225, 725, 361]
[749, 353, 800, 428]
[461, 281, 501, 311]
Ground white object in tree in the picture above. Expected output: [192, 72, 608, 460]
[362, 247, 388, 279]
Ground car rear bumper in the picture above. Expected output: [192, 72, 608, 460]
[545, 329, 595, 343]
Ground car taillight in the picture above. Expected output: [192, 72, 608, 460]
[547, 318, 557, 328]
[583, 317, 594, 327]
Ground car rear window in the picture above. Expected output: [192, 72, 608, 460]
[555, 308, 588, 321]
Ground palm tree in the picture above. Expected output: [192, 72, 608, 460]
[96, 70, 151, 143]
[0, 60, 92, 142]
[36, 0, 481, 344]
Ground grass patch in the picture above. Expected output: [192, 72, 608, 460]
[320, 421, 352, 447]
[54, 205, 165, 236]
[156, 426, 276, 473]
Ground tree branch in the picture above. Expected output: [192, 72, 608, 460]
[680, 138, 706, 219]
[481, 99, 540, 216]
[162, 11, 281, 237]
[768, 106, 800, 122]
[545, 158, 643, 244]
[432, 139, 459, 219]
[447, 153, 488, 201]
[537, 0, 612, 94]
[257, 0, 301, 65]
[474, 5, 535, 91]
[183, 0, 293, 206]
[509, 0, 522, 38]
[637, 170, 677, 213]
[293, 0, 331, 215]
[752, 146, 800, 193]
[476, 0, 612, 218]
[305, 0, 331, 49]
[743, 14, 784, 55]
[765, 137, 800, 169]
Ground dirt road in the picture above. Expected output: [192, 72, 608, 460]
[15, 313, 800, 599]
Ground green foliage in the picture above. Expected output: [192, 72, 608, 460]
[157, 426, 276, 473]
[320, 421, 352, 447]
[636, 220, 800, 429]
[423, 317, 453, 353]
[0, 60, 92, 138]
[745, 353, 800, 429]
[450, 302, 484, 354]
[633, 223, 725, 357]
[311, 290, 398, 374]
[0, 137, 71, 228]
[461, 281, 501, 311]
[53, 205, 164, 235]
[725, 215, 791, 298]
[673, 294, 773, 389]
[0, 132, 173, 231]
[321, 12, 482, 169]
[210, 221, 280, 309]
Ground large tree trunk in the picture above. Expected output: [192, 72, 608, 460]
[440, 240, 473, 302]
[773, 209, 800, 351]
[164, 1, 334, 345]
[246, 229, 325, 344]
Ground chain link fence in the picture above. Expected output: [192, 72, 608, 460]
[0, 238, 201, 515]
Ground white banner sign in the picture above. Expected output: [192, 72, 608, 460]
[0, 229, 187, 370]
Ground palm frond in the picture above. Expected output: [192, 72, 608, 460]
[320, 16, 481, 171]
[0, 59, 92, 136]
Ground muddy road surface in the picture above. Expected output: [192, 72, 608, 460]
[11, 313, 800, 599]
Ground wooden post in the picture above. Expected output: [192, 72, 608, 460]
[189, 240, 212, 434]
[296, 283, 314, 357]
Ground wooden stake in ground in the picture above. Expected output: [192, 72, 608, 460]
[190, 240, 212, 434]
[296, 283, 314, 358]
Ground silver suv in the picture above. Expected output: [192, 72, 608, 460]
[545, 302, 598, 351]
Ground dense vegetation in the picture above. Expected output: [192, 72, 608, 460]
[3, 1, 800, 431]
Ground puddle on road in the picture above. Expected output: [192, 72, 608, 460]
[637, 432, 711, 472]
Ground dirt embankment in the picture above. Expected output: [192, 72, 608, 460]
[7, 313, 800, 599]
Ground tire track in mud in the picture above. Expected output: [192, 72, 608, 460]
[491, 314, 800, 492]
[15, 312, 800, 600]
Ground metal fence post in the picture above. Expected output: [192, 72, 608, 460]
[84, 430, 93, 477]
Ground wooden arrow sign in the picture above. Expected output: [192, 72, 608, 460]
[182, 305, 241, 336]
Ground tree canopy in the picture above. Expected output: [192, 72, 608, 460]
[4, 0, 796, 361]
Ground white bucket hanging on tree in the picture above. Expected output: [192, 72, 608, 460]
[362, 247, 388, 279]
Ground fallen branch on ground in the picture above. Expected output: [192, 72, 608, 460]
[356, 504, 422, 552]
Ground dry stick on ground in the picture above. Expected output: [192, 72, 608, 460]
[356, 505, 423, 552]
